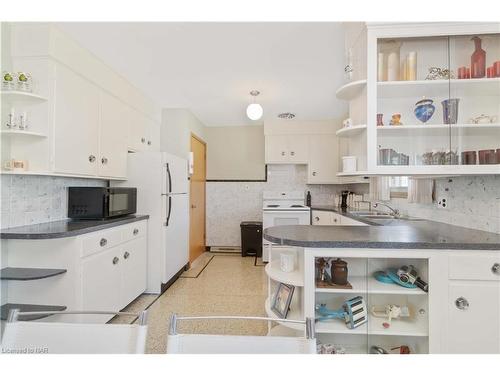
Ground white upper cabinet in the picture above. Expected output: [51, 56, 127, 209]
[98, 92, 129, 179]
[307, 134, 338, 184]
[128, 108, 159, 152]
[265, 135, 308, 164]
[53, 63, 99, 176]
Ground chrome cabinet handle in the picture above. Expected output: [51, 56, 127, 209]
[314, 216, 320, 221]
[312, 171, 317, 176]
[333, 218, 338, 223]
[100, 238, 107, 247]
[455, 297, 469, 310]
[281, 151, 285, 156]
[290, 151, 295, 156]
[133, 228, 139, 235]
[112, 256, 119, 265]
[124, 251, 130, 260]
[101, 157, 108, 164]
[147, 140, 152, 146]
[141, 137, 146, 143]
[88, 155, 96, 163]
[492, 263, 500, 275]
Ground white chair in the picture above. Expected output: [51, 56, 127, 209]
[1, 309, 148, 354]
[166, 315, 316, 354]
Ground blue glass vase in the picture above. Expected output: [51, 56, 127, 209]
[414, 98, 435, 124]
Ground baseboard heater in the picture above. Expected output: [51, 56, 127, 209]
[209, 246, 241, 254]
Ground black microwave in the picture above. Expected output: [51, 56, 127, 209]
[68, 187, 137, 219]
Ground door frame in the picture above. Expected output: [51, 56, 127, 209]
[189, 132, 207, 262]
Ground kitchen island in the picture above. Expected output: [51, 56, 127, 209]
[263, 219, 500, 354]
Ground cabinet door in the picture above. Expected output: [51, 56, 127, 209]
[311, 210, 333, 225]
[99, 92, 128, 179]
[81, 247, 121, 312]
[265, 135, 289, 163]
[128, 108, 148, 151]
[145, 118, 160, 151]
[287, 135, 309, 164]
[447, 281, 500, 353]
[308, 134, 338, 183]
[120, 236, 147, 309]
[53, 63, 99, 176]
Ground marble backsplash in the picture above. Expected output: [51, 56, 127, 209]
[0, 175, 107, 229]
[206, 164, 367, 247]
[388, 176, 500, 234]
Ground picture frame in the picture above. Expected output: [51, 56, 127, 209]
[271, 282, 295, 318]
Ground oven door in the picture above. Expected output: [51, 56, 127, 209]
[262, 210, 310, 244]
[107, 188, 137, 217]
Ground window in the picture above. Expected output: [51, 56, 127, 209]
[389, 176, 408, 198]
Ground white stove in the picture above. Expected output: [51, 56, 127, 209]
[262, 191, 311, 262]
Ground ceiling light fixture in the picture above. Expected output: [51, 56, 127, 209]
[246, 90, 263, 121]
[277, 112, 296, 119]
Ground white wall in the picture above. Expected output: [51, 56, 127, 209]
[161, 109, 206, 159]
[206, 126, 265, 180]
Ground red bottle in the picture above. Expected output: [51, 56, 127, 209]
[471, 36, 486, 78]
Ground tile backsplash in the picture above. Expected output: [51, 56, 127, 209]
[388, 176, 500, 234]
[0, 175, 106, 229]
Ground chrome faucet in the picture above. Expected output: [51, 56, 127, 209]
[373, 202, 401, 218]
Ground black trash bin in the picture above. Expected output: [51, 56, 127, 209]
[240, 221, 263, 257]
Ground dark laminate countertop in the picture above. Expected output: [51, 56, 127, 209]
[264, 212, 500, 250]
[0, 215, 149, 240]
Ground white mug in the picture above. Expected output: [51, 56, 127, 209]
[342, 118, 352, 128]
[4, 159, 28, 172]
[280, 251, 296, 273]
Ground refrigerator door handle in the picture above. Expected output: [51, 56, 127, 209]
[166, 163, 172, 194]
[165, 196, 172, 226]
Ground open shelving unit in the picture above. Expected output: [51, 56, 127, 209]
[1, 303, 67, 321]
[1, 129, 47, 138]
[1, 90, 48, 105]
[335, 124, 367, 138]
[308, 255, 430, 354]
[0, 267, 67, 281]
[335, 79, 367, 100]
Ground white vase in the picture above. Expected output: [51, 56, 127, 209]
[387, 51, 400, 81]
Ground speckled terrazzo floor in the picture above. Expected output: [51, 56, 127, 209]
[119, 254, 268, 353]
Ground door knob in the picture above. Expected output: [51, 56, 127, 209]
[101, 157, 108, 165]
[455, 297, 469, 310]
[112, 256, 119, 265]
[492, 263, 500, 275]
[314, 216, 320, 221]
[100, 238, 107, 247]
[312, 171, 317, 176]
[124, 251, 130, 259]
[290, 151, 295, 156]
[147, 140, 152, 146]
[191, 204, 196, 209]
[133, 228, 139, 235]
[88, 155, 96, 163]
[281, 151, 285, 156]
[141, 137, 146, 143]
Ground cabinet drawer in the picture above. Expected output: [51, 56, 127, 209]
[449, 254, 500, 281]
[81, 228, 122, 258]
[121, 220, 147, 243]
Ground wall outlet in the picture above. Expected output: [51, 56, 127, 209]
[436, 197, 448, 209]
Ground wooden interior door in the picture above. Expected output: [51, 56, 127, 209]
[189, 134, 207, 263]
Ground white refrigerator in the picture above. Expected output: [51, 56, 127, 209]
[114, 152, 189, 294]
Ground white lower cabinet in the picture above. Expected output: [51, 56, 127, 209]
[80, 225, 147, 315]
[311, 210, 366, 226]
[120, 236, 147, 307]
[81, 246, 122, 312]
[447, 281, 500, 353]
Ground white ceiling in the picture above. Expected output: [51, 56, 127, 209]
[56, 22, 348, 126]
